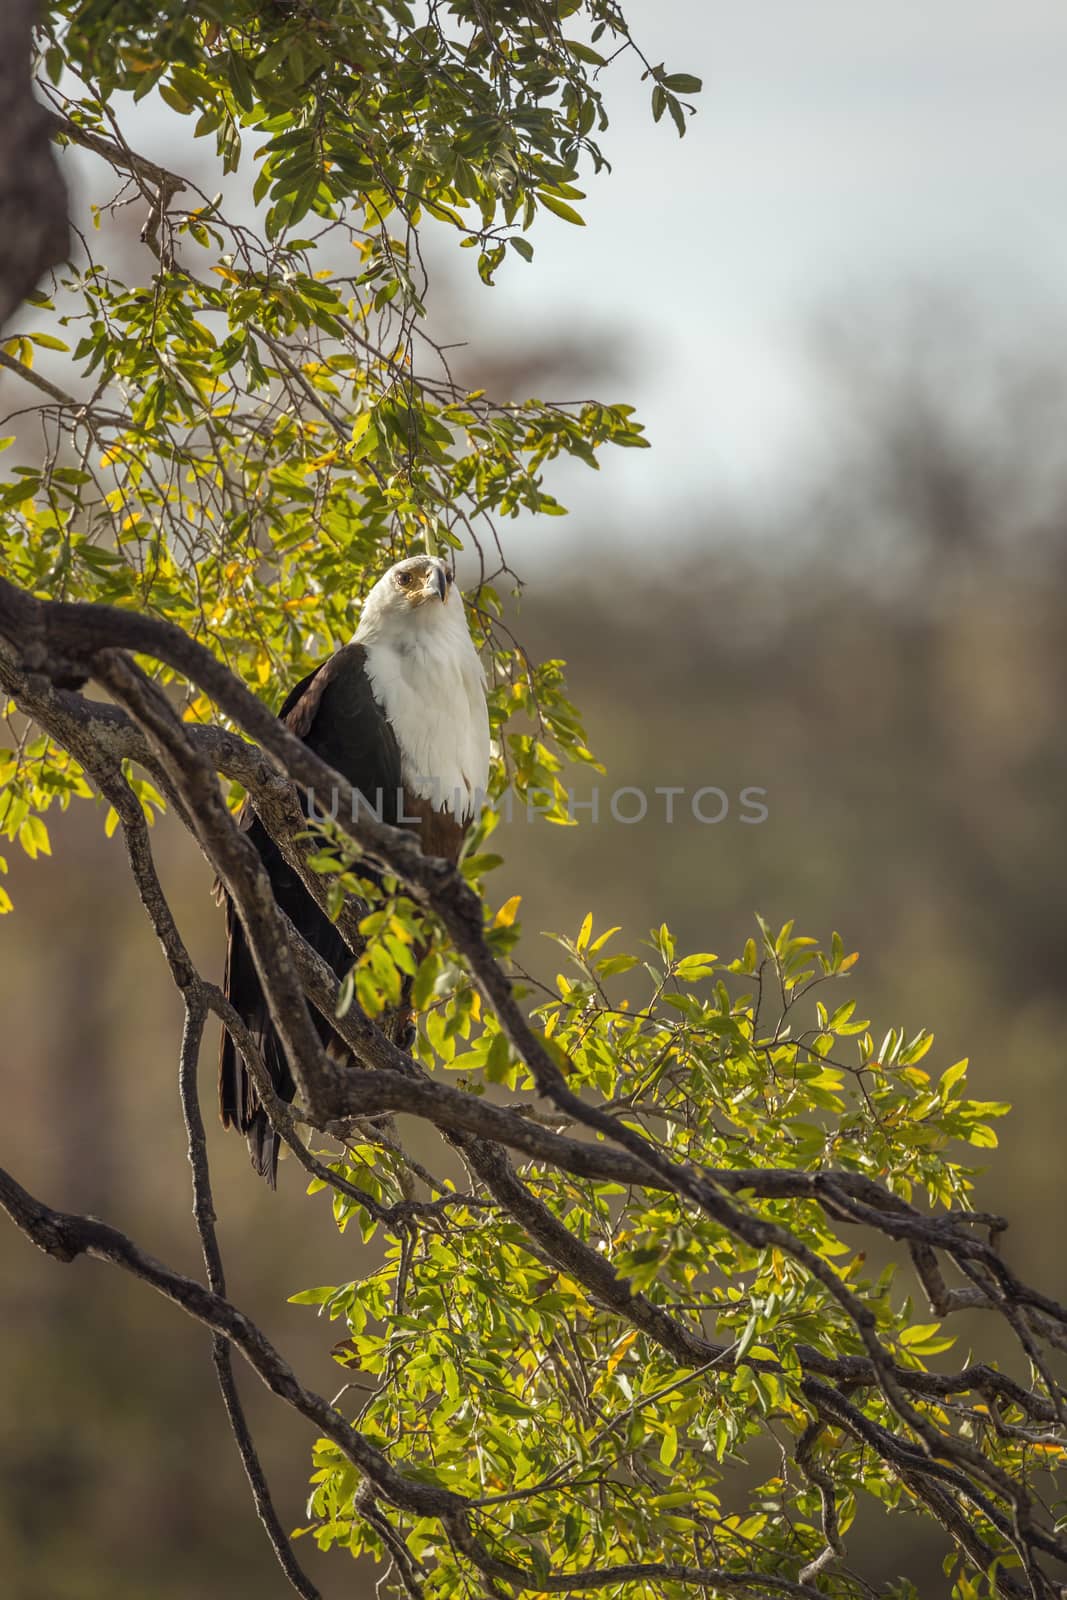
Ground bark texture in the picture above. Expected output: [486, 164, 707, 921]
[0, 1, 68, 329]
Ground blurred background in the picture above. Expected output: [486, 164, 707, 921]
[4, 2, 1067, 1595]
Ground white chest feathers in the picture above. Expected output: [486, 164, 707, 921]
[358, 598, 490, 822]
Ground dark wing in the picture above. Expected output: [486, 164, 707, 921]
[219, 644, 402, 1186]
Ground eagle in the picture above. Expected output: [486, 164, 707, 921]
[219, 555, 490, 1184]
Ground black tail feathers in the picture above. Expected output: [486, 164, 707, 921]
[246, 1109, 280, 1189]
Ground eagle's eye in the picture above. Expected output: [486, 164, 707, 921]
[445, 570, 454, 586]
[395, 570, 413, 589]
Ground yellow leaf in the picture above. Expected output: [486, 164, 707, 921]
[494, 894, 521, 928]
[601, 1330, 638, 1382]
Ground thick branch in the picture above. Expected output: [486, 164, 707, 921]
[4, 580, 1067, 1594]
[0, 1159, 464, 1520]
[93, 646, 342, 1117]
[0, 2, 69, 328]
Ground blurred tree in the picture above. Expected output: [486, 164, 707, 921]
[1, 8, 1066, 1600]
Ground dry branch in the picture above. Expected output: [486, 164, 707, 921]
[2, 573, 1067, 1597]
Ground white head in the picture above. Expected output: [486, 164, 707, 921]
[354, 555, 462, 645]
[353, 555, 490, 821]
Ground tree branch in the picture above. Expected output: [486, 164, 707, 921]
[4, 576, 1067, 1595]
[0, 1159, 465, 1519]
[0, 1, 69, 329]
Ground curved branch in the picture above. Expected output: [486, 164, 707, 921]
[0, 1159, 465, 1520]
[4, 577, 1067, 1594]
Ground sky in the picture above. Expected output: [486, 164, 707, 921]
[445, 0, 1067, 534]
[47, 0, 1067, 553]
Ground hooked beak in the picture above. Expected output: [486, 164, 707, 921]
[425, 564, 448, 602]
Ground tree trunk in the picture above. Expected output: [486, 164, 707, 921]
[0, 1, 68, 330]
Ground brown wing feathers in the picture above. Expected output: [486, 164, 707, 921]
[218, 645, 405, 1186]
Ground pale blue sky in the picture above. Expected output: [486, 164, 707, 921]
[49, 0, 1067, 555]
[451, 0, 1067, 537]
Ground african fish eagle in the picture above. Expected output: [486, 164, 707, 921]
[219, 555, 490, 1184]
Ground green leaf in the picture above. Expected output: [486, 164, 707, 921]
[349, 418, 379, 461]
[675, 953, 717, 981]
[288, 1286, 338, 1305]
[536, 191, 586, 226]
[596, 954, 637, 976]
[18, 815, 50, 859]
[939, 1058, 968, 1095]
[901, 1322, 941, 1347]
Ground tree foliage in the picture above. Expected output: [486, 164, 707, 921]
[299, 916, 1020, 1597]
[1, 7, 1066, 1600]
[3, 0, 679, 872]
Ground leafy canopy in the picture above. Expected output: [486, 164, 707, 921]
[300, 915, 1010, 1600]
[3, 0, 700, 884]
